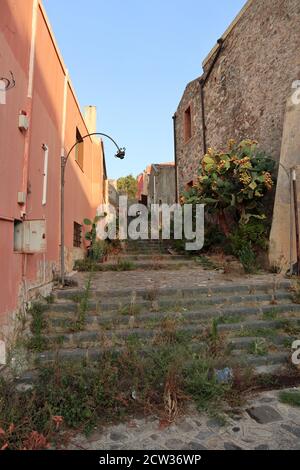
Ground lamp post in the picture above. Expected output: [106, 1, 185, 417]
[60, 132, 125, 285]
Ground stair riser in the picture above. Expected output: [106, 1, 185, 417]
[114, 255, 188, 261]
[46, 325, 206, 350]
[46, 310, 300, 341]
[48, 295, 296, 321]
[47, 333, 296, 352]
[229, 335, 298, 351]
[218, 317, 300, 332]
[55, 281, 291, 301]
[54, 288, 292, 305]
[35, 346, 291, 371]
[100, 262, 195, 271]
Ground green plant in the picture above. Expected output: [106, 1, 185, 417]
[183, 356, 228, 413]
[154, 318, 186, 346]
[117, 175, 138, 200]
[235, 327, 277, 339]
[255, 373, 280, 388]
[279, 390, 300, 407]
[263, 309, 278, 320]
[74, 260, 135, 272]
[291, 280, 300, 304]
[248, 339, 268, 356]
[83, 215, 106, 261]
[202, 226, 226, 252]
[91, 239, 108, 262]
[237, 243, 257, 274]
[217, 314, 243, 325]
[210, 318, 219, 342]
[45, 294, 55, 304]
[74, 258, 95, 271]
[3, 325, 287, 450]
[182, 140, 275, 258]
[27, 303, 49, 352]
[116, 260, 135, 271]
[195, 255, 219, 270]
[72, 274, 92, 331]
[206, 318, 226, 358]
[282, 323, 300, 336]
[119, 304, 141, 316]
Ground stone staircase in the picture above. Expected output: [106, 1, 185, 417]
[101, 239, 197, 271]
[34, 275, 300, 376]
[27, 240, 300, 377]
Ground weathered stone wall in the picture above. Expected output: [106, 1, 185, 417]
[175, 78, 202, 192]
[175, 0, 300, 193]
[148, 165, 176, 206]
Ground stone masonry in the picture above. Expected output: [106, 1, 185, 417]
[174, 0, 300, 193]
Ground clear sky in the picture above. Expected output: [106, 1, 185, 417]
[43, 0, 246, 180]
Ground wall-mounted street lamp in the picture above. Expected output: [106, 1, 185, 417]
[0, 71, 15, 105]
[0, 71, 16, 91]
[60, 133, 125, 285]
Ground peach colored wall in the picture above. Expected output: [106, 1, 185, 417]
[0, 0, 106, 338]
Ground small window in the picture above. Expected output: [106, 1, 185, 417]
[75, 128, 84, 170]
[73, 222, 82, 248]
[14, 220, 23, 252]
[184, 106, 192, 142]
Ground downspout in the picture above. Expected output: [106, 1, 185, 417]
[172, 113, 179, 203]
[21, 0, 38, 218]
[199, 38, 224, 155]
[21, 0, 38, 306]
[60, 71, 68, 283]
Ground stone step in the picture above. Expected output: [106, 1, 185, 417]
[217, 316, 300, 332]
[106, 256, 192, 263]
[48, 294, 296, 322]
[45, 305, 300, 347]
[253, 364, 288, 376]
[234, 351, 290, 367]
[228, 335, 297, 350]
[124, 249, 169, 254]
[46, 324, 206, 350]
[46, 322, 296, 352]
[110, 254, 189, 261]
[33, 277, 297, 380]
[125, 241, 167, 244]
[55, 280, 291, 302]
[101, 260, 197, 270]
[34, 345, 291, 372]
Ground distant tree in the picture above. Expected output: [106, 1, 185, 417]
[117, 174, 138, 200]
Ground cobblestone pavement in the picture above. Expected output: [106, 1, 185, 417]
[74, 269, 284, 292]
[66, 388, 300, 450]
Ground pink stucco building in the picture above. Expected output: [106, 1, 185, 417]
[0, 0, 107, 361]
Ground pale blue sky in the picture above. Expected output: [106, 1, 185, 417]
[43, 0, 246, 179]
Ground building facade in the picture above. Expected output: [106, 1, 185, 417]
[174, 0, 300, 194]
[137, 163, 176, 207]
[0, 0, 106, 360]
[137, 165, 151, 206]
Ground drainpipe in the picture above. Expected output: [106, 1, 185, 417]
[172, 113, 179, 203]
[42, 144, 49, 206]
[152, 165, 159, 206]
[21, 0, 38, 217]
[20, 0, 38, 306]
[199, 38, 224, 155]
[60, 72, 68, 282]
